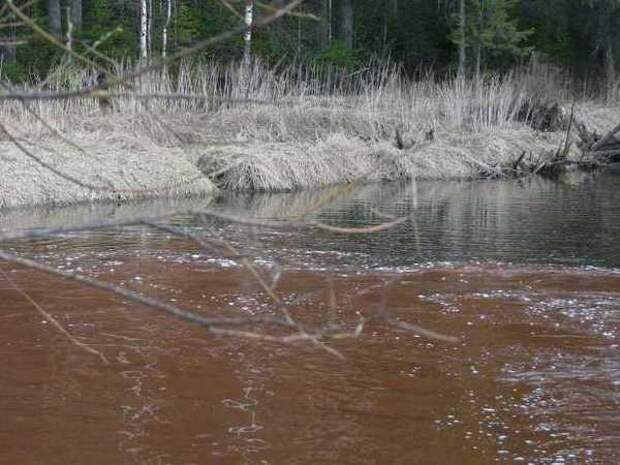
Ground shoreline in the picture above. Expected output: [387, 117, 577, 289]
[0, 121, 607, 211]
[196, 127, 576, 191]
[0, 136, 216, 211]
[2, 81, 619, 210]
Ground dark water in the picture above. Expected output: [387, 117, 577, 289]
[1, 169, 619, 465]
[207, 169, 620, 269]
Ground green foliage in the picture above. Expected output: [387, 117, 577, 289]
[176, 3, 203, 45]
[449, 0, 534, 72]
[4, 0, 619, 82]
[82, 0, 137, 58]
[474, 0, 533, 56]
[0, 61, 28, 82]
[313, 40, 358, 68]
[520, 0, 572, 65]
[355, 0, 452, 70]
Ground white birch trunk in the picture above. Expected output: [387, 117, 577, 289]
[139, 0, 148, 61]
[148, 0, 153, 56]
[162, 0, 172, 57]
[66, 7, 73, 50]
[243, 0, 254, 66]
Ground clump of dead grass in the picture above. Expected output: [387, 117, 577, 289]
[2, 58, 619, 197]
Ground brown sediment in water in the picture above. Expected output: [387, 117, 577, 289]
[1, 247, 618, 465]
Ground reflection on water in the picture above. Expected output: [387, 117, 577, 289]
[211, 169, 620, 268]
[1, 172, 619, 465]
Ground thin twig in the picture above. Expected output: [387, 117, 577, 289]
[0, 250, 294, 330]
[0, 268, 110, 364]
[1, 0, 305, 101]
[149, 218, 345, 358]
[214, 0, 244, 20]
[388, 318, 459, 344]
[311, 216, 408, 234]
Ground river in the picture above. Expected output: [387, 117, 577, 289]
[1, 169, 619, 465]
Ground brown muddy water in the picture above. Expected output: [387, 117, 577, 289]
[1, 171, 619, 465]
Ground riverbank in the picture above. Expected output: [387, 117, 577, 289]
[1, 61, 619, 208]
[0, 130, 215, 210]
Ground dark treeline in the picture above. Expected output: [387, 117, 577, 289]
[0, 0, 618, 84]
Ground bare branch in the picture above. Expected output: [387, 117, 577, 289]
[0, 250, 294, 331]
[214, 0, 244, 20]
[311, 217, 408, 234]
[388, 318, 459, 344]
[0, 0, 306, 101]
[0, 268, 110, 364]
[6, 0, 104, 73]
[148, 217, 346, 358]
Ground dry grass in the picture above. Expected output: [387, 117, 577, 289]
[0, 138, 215, 210]
[1, 59, 619, 199]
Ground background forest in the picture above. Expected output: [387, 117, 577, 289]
[0, 0, 619, 87]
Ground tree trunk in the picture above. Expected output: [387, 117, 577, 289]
[243, 0, 254, 66]
[297, 8, 302, 57]
[0, 25, 17, 63]
[46, 0, 62, 38]
[148, 0, 153, 57]
[70, 0, 82, 31]
[162, 0, 172, 58]
[383, 0, 397, 51]
[458, 0, 466, 79]
[317, 0, 329, 48]
[474, 0, 482, 83]
[340, 0, 353, 49]
[475, 46, 481, 83]
[139, 0, 148, 60]
[606, 40, 616, 101]
[327, 0, 333, 43]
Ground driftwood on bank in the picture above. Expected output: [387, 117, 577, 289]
[498, 101, 620, 179]
[579, 121, 620, 160]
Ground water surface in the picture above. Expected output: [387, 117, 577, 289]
[1, 170, 619, 465]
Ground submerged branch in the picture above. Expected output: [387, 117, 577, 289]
[311, 217, 408, 234]
[388, 318, 460, 344]
[0, 250, 294, 331]
[144, 219, 346, 358]
[0, 268, 110, 364]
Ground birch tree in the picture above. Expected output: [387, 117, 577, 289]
[162, 0, 172, 57]
[139, 0, 148, 60]
[243, 0, 255, 66]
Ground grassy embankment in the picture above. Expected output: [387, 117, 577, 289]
[0, 59, 618, 208]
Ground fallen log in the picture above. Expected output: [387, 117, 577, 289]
[569, 114, 620, 163]
[476, 102, 620, 180]
[591, 122, 620, 152]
